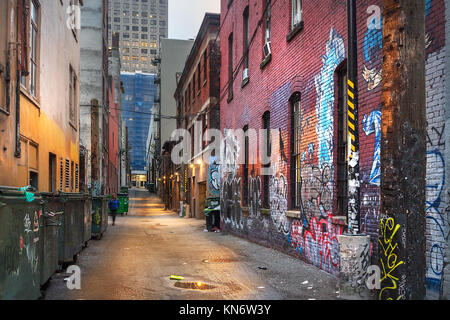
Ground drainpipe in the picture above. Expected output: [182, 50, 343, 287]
[14, 69, 21, 158]
[346, 0, 360, 234]
[336, 0, 371, 300]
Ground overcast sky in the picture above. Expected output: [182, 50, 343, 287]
[168, 0, 221, 40]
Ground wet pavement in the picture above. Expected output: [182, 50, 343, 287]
[44, 188, 341, 300]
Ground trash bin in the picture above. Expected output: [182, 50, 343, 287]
[120, 186, 129, 195]
[92, 196, 108, 239]
[203, 197, 220, 231]
[39, 192, 63, 286]
[107, 194, 129, 216]
[0, 186, 44, 300]
[58, 193, 86, 266]
[118, 193, 129, 215]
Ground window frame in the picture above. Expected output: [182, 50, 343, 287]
[262, 111, 271, 208]
[69, 65, 78, 130]
[290, 94, 302, 210]
[227, 32, 234, 102]
[21, 0, 41, 101]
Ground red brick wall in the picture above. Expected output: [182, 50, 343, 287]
[219, 0, 383, 275]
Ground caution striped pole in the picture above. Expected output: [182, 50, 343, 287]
[347, 0, 360, 234]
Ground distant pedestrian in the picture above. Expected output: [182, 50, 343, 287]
[108, 193, 120, 226]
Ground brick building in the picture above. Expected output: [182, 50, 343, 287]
[174, 13, 221, 218]
[219, 0, 447, 299]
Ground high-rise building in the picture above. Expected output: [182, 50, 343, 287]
[121, 72, 157, 187]
[108, 0, 168, 73]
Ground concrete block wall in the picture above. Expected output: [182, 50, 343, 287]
[424, 0, 448, 298]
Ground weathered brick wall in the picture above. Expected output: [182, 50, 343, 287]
[219, 0, 379, 276]
[219, 0, 447, 286]
[424, 0, 447, 298]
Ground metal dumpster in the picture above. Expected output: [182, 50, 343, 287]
[58, 193, 86, 266]
[39, 193, 63, 286]
[92, 196, 108, 239]
[0, 186, 43, 300]
[82, 195, 92, 247]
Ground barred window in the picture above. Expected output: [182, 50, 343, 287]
[65, 159, 70, 190]
[291, 94, 301, 209]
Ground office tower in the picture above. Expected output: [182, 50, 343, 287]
[108, 0, 168, 73]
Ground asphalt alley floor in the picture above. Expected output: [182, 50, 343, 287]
[43, 188, 341, 300]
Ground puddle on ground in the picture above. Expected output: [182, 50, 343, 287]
[174, 281, 216, 290]
[202, 257, 239, 263]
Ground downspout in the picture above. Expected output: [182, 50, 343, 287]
[14, 69, 20, 158]
[346, 0, 360, 234]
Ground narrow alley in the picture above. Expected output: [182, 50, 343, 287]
[43, 189, 340, 300]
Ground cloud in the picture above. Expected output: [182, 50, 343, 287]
[168, 0, 221, 40]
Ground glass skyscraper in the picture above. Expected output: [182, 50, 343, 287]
[121, 72, 157, 185]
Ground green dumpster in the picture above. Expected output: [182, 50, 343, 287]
[92, 196, 108, 239]
[58, 193, 86, 266]
[107, 193, 129, 216]
[39, 193, 63, 286]
[0, 186, 43, 300]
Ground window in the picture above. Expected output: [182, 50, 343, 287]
[336, 67, 348, 216]
[75, 163, 79, 191]
[203, 50, 207, 84]
[49, 153, 56, 193]
[243, 125, 249, 207]
[69, 66, 77, 128]
[292, 0, 303, 28]
[65, 159, 70, 190]
[197, 64, 201, 92]
[264, 0, 271, 44]
[228, 33, 234, 101]
[262, 112, 271, 208]
[71, 161, 74, 191]
[59, 158, 64, 191]
[243, 6, 250, 73]
[21, 0, 40, 98]
[291, 94, 301, 209]
[192, 73, 196, 101]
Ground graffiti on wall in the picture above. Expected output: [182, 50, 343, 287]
[362, 5, 382, 91]
[314, 28, 346, 167]
[220, 130, 244, 230]
[424, 0, 447, 293]
[379, 217, 405, 300]
[362, 109, 381, 186]
[426, 148, 446, 286]
[300, 163, 333, 223]
[248, 173, 262, 218]
[209, 156, 220, 196]
[303, 214, 343, 273]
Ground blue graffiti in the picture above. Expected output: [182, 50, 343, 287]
[426, 149, 445, 281]
[362, 110, 381, 186]
[209, 156, 220, 196]
[425, 0, 432, 17]
[364, 16, 383, 64]
[314, 28, 346, 167]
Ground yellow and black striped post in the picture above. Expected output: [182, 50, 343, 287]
[347, 79, 357, 156]
[347, 0, 360, 234]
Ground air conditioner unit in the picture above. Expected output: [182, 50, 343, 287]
[263, 41, 271, 58]
[243, 68, 249, 81]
